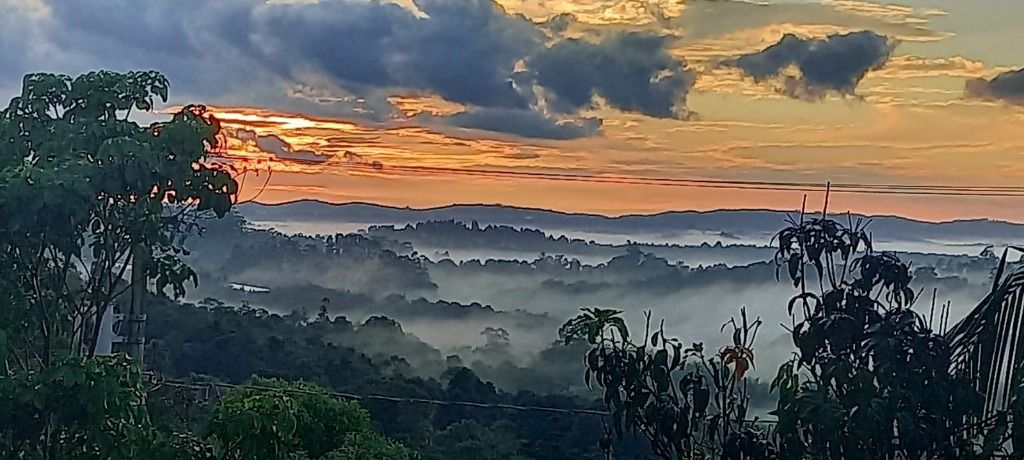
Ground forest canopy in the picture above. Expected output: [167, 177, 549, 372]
[2, 70, 1024, 459]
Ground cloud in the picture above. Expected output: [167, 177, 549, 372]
[728, 30, 894, 99]
[54, 1, 277, 100]
[531, 32, 694, 118]
[388, 94, 467, 118]
[966, 69, 1024, 105]
[731, 34, 811, 81]
[0, 1, 704, 139]
[0, 0, 50, 83]
[257, 135, 331, 164]
[503, 150, 541, 160]
[798, 31, 893, 92]
[240, 3, 691, 128]
[232, 0, 543, 110]
[672, 0, 944, 44]
[445, 108, 603, 140]
[234, 128, 331, 163]
[871, 55, 990, 79]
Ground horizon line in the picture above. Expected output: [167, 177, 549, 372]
[239, 198, 1024, 226]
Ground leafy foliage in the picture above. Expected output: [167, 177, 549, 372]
[770, 214, 1000, 459]
[0, 71, 238, 367]
[206, 378, 414, 460]
[565, 307, 776, 459]
[420, 420, 528, 460]
[143, 298, 644, 459]
[0, 355, 217, 460]
[0, 356, 411, 460]
[0, 71, 412, 460]
[6, 70, 1023, 459]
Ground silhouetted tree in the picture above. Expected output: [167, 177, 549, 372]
[562, 307, 776, 459]
[770, 213, 1004, 458]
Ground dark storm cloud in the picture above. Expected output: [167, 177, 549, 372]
[0, 25, 26, 79]
[730, 31, 894, 99]
[799, 31, 893, 93]
[40, 0, 540, 109]
[732, 34, 811, 81]
[2, 0, 692, 139]
[16, 0, 263, 100]
[966, 68, 1024, 104]
[0, 3, 53, 86]
[446, 108, 602, 140]
[49, 0, 202, 59]
[233, 0, 543, 109]
[531, 32, 694, 118]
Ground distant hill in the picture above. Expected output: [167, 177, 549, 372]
[238, 200, 1024, 247]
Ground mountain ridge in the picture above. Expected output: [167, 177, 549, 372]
[237, 200, 1024, 245]
[242, 199, 1014, 225]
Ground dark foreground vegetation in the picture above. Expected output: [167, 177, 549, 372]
[4, 71, 1024, 459]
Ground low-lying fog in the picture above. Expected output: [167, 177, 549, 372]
[252, 220, 1000, 259]
[188, 211, 1014, 393]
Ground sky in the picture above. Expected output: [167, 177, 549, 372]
[3, 0, 1024, 221]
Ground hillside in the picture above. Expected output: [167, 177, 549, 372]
[239, 200, 1024, 249]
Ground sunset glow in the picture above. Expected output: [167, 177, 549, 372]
[211, 90, 1024, 221]
[8, 0, 1024, 221]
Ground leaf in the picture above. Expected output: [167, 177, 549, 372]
[733, 358, 749, 380]
[654, 349, 668, 369]
[788, 253, 801, 287]
[670, 344, 682, 370]
[693, 386, 710, 415]
[587, 348, 599, 370]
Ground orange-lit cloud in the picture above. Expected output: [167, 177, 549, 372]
[191, 0, 1024, 222]
[205, 91, 1024, 223]
[7, 0, 1023, 222]
[496, 0, 686, 25]
[387, 95, 467, 118]
[211, 107, 571, 174]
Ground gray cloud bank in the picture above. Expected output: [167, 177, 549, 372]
[1, 0, 695, 139]
[966, 68, 1024, 104]
[728, 31, 895, 99]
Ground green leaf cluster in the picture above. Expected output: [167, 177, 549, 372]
[565, 308, 775, 459]
[206, 378, 414, 460]
[771, 215, 996, 459]
[0, 70, 238, 365]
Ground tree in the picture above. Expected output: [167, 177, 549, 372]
[421, 420, 528, 460]
[562, 307, 776, 459]
[0, 70, 239, 459]
[0, 71, 238, 367]
[206, 377, 414, 460]
[0, 354, 215, 460]
[319, 432, 414, 460]
[770, 213, 1002, 459]
[0, 71, 418, 460]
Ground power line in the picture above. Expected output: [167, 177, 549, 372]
[144, 373, 611, 417]
[209, 153, 1024, 198]
[145, 373, 782, 425]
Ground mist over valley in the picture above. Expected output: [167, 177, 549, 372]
[172, 201, 1019, 399]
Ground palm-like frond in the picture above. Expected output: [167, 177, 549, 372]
[947, 249, 1024, 417]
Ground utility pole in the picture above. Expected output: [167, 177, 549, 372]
[120, 244, 149, 364]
